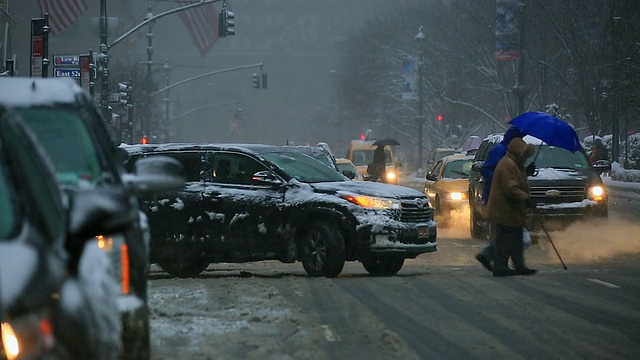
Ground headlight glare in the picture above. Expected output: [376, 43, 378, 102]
[588, 185, 605, 201]
[447, 192, 467, 201]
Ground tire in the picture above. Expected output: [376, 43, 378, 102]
[469, 205, 481, 239]
[158, 258, 209, 278]
[361, 255, 405, 276]
[120, 305, 150, 360]
[299, 221, 345, 278]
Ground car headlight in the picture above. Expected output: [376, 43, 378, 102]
[385, 171, 396, 180]
[96, 234, 130, 295]
[588, 185, 605, 201]
[446, 192, 467, 201]
[2, 312, 55, 360]
[339, 193, 400, 209]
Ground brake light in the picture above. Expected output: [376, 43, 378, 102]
[121, 244, 130, 295]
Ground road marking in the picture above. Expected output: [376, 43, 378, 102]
[587, 278, 620, 289]
[321, 325, 341, 342]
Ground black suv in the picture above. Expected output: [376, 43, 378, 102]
[468, 134, 610, 240]
[0, 77, 184, 359]
[121, 143, 437, 278]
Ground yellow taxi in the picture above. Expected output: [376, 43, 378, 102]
[347, 140, 400, 184]
[424, 153, 473, 226]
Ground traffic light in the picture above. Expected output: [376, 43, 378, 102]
[117, 82, 132, 106]
[234, 107, 243, 120]
[218, 9, 235, 37]
[261, 73, 268, 89]
[437, 114, 443, 122]
[252, 73, 261, 89]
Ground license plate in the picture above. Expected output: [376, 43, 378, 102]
[418, 226, 430, 238]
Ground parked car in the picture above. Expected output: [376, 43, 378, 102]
[424, 154, 474, 227]
[283, 144, 338, 171]
[336, 158, 364, 180]
[468, 134, 610, 241]
[0, 77, 185, 360]
[121, 143, 437, 278]
[0, 105, 124, 359]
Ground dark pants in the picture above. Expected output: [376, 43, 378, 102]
[493, 224, 527, 274]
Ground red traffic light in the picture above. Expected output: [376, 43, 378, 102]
[437, 115, 443, 121]
[141, 136, 148, 144]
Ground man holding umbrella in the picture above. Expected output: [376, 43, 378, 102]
[486, 136, 538, 277]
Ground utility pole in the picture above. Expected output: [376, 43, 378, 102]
[415, 27, 426, 172]
[511, 2, 529, 116]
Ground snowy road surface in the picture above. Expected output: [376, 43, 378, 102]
[148, 208, 640, 360]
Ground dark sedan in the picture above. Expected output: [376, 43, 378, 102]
[121, 143, 438, 278]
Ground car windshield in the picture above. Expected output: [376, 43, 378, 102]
[441, 159, 472, 179]
[526, 146, 590, 170]
[15, 108, 102, 185]
[261, 150, 346, 183]
[351, 149, 392, 166]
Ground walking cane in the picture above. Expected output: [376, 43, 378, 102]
[534, 208, 568, 270]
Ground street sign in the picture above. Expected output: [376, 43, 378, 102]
[54, 55, 80, 66]
[108, 93, 121, 103]
[54, 68, 81, 78]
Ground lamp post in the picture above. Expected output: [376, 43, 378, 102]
[162, 59, 171, 142]
[415, 27, 426, 172]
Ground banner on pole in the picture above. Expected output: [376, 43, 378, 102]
[402, 57, 418, 100]
[495, 0, 520, 61]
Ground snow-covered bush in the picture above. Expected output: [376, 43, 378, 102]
[610, 162, 640, 182]
[626, 133, 640, 170]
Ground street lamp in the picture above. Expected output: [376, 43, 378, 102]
[415, 26, 426, 172]
[162, 59, 171, 142]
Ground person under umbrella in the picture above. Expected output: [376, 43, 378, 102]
[367, 145, 386, 182]
[486, 137, 537, 277]
[475, 126, 533, 272]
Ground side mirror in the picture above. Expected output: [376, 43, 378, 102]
[593, 160, 611, 174]
[123, 156, 186, 196]
[342, 170, 356, 179]
[252, 170, 284, 186]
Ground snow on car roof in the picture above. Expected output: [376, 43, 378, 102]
[484, 133, 546, 145]
[0, 77, 89, 107]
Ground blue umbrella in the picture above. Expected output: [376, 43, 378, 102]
[508, 112, 582, 153]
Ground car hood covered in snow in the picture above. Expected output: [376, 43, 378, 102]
[310, 180, 428, 200]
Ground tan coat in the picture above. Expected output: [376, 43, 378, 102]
[487, 137, 535, 227]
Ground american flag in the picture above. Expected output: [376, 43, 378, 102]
[37, 0, 89, 35]
[178, 1, 219, 58]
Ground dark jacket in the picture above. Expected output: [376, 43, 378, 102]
[487, 137, 534, 227]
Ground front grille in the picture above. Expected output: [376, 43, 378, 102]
[400, 200, 432, 222]
[530, 185, 585, 204]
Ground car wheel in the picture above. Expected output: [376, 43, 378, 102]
[158, 258, 209, 278]
[361, 254, 405, 276]
[120, 305, 150, 360]
[469, 205, 481, 239]
[299, 221, 345, 278]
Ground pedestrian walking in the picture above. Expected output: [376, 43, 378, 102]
[475, 127, 527, 271]
[486, 137, 537, 277]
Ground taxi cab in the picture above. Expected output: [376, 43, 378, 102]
[347, 139, 400, 184]
[424, 153, 473, 226]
